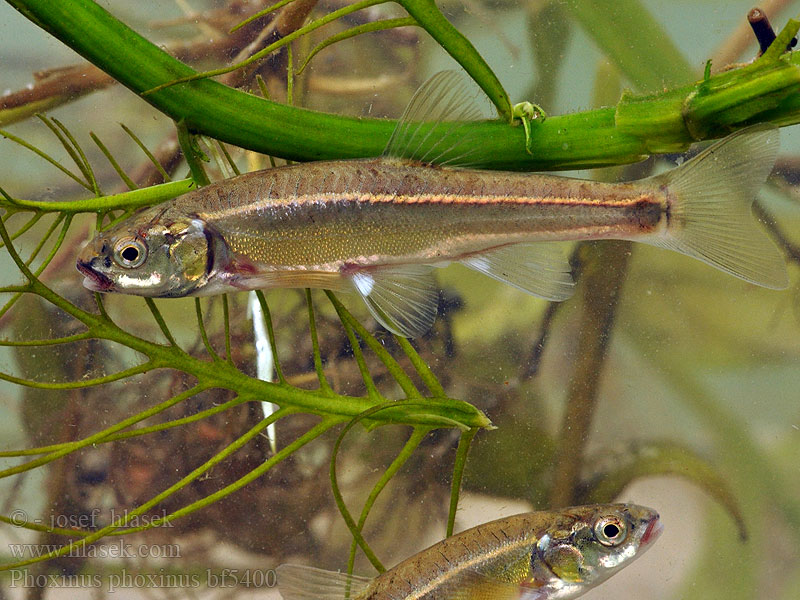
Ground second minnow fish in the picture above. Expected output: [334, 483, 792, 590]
[276, 503, 663, 600]
[77, 72, 788, 337]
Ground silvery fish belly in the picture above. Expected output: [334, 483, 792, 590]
[276, 503, 663, 600]
[77, 71, 788, 338]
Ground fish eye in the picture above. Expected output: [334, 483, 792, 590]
[594, 515, 628, 546]
[113, 237, 147, 269]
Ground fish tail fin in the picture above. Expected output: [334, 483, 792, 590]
[276, 564, 373, 600]
[644, 124, 787, 289]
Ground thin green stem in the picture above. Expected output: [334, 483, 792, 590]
[347, 426, 431, 575]
[23, 213, 63, 267]
[0, 384, 205, 480]
[195, 297, 221, 361]
[0, 212, 43, 248]
[297, 17, 416, 75]
[144, 297, 180, 348]
[0, 395, 249, 458]
[52, 117, 101, 196]
[176, 119, 211, 187]
[91, 131, 137, 190]
[306, 289, 332, 394]
[325, 291, 421, 399]
[230, 0, 296, 32]
[0, 361, 157, 391]
[222, 294, 233, 365]
[113, 410, 332, 535]
[146, 0, 386, 94]
[217, 142, 241, 176]
[396, 0, 511, 119]
[395, 336, 445, 397]
[0, 331, 92, 347]
[339, 314, 380, 400]
[0, 408, 305, 568]
[121, 123, 172, 182]
[446, 427, 478, 537]
[0, 126, 90, 190]
[0, 179, 195, 214]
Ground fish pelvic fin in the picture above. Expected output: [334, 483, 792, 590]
[462, 243, 575, 302]
[351, 264, 439, 338]
[276, 564, 372, 600]
[644, 124, 788, 289]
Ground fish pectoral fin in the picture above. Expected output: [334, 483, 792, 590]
[276, 564, 372, 600]
[462, 243, 575, 301]
[351, 265, 439, 338]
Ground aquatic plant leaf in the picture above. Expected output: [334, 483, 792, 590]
[579, 441, 747, 540]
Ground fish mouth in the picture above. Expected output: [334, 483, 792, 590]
[77, 259, 114, 292]
[640, 517, 663, 546]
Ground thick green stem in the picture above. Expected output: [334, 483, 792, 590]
[7, 0, 800, 170]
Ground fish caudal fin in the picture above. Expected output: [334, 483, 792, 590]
[276, 564, 372, 600]
[645, 124, 788, 289]
[462, 242, 575, 301]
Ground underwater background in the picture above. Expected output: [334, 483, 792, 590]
[0, 0, 798, 598]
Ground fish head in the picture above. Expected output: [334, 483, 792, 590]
[77, 207, 220, 297]
[532, 504, 662, 598]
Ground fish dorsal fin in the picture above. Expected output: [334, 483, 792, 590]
[384, 70, 490, 167]
[351, 265, 439, 338]
[462, 243, 575, 301]
[276, 564, 372, 600]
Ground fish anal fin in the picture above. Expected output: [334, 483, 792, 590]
[384, 70, 491, 167]
[276, 564, 372, 600]
[350, 264, 439, 338]
[462, 243, 575, 302]
[645, 124, 788, 289]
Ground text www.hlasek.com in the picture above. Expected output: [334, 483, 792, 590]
[8, 540, 181, 559]
[11, 568, 279, 592]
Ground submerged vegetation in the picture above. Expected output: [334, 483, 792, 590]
[0, 1, 798, 598]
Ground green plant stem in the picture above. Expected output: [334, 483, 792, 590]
[306, 289, 333, 394]
[176, 119, 211, 187]
[395, 336, 445, 397]
[326, 291, 421, 399]
[346, 426, 431, 575]
[0, 384, 206, 479]
[0, 219, 489, 430]
[447, 426, 478, 537]
[0, 179, 195, 213]
[8, 0, 800, 170]
[548, 241, 631, 507]
[395, 0, 511, 119]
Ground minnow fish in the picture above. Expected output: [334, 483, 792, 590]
[276, 503, 662, 600]
[77, 71, 788, 337]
